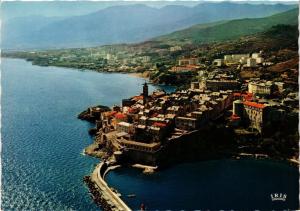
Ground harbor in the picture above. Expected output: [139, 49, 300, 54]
[84, 162, 131, 211]
[2, 58, 299, 210]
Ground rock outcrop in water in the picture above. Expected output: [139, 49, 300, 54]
[78, 105, 110, 122]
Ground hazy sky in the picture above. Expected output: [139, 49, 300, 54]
[2, 0, 298, 20]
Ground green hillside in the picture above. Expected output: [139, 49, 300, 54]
[155, 8, 299, 45]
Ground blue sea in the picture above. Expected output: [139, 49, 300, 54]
[1, 58, 299, 210]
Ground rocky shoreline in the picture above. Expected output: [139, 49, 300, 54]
[80, 106, 299, 168]
[83, 176, 113, 211]
[79, 105, 299, 210]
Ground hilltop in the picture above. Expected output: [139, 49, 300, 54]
[3, 8, 298, 87]
[155, 8, 298, 45]
[2, 2, 296, 49]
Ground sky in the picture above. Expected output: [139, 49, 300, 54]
[1, 0, 298, 20]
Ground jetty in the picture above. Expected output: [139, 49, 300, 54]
[132, 163, 158, 174]
[86, 162, 132, 211]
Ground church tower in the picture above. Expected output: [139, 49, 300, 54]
[143, 82, 148, 105]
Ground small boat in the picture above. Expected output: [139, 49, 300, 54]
[127, 194, 136, 198]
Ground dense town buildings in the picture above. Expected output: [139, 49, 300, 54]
[178, 58, 199, 66]
[93, 52, 297, 158]
[94, 81, 240, 160]
[248, 80, 275, 95]
[92, 64, 297, 162]
[191, 70, 240, 91]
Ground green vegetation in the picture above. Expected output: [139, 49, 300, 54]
[2, 9, 298, 88]
[155, 8, 298, 45]
[149, 70, 195, 86]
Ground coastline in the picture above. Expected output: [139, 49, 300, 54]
[4, 57, 143, 76]
[230, 153, 299, 168]
[3, 57, 180, 87]
[127, 72, 150, 80]
[2, 44, 299, 209]
[84, 139, 299, 168]
[80, 110, 299, 210]
[70, 60, 299, 210]
[82, 123, 299, 171]
[84, 162, 131, 211]
[83, 150, 299, 210]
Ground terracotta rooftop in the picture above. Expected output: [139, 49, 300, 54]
[115, 113, 127, 119]
[103, 111, 117, 117]
[128, 108, 137, 113]
[230, 114, 241, 121]
[153, 122, 167, 128]
[243, 101, 266, 109]
[132, 95, 143, 101]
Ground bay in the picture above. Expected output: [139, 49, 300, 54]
[1, 58, 173, 210]
[1, 58, 298, 210]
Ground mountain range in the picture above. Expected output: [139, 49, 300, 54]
[155, 8, 299, 44]
[1, 2, 297, 50]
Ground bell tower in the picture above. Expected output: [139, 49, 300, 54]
[143, 82, 148, 105]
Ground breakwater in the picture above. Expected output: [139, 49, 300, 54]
[84, 162, 131, 211]
[3, 58, 298, 210]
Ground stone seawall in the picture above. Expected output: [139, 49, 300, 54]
[158, 125, 236, 167]
[85, 162, 131, 211]
[116, 124, 236, 168]
[122, 149, 159, 166]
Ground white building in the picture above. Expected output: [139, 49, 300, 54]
[142, 56, 151, 63]
[248, 81, 274, 95]
[170, 46, 182, 52]
[246, 58, 257, 67]
[255, 57, 264, 64]
[116, 122, 135, 134]
[251, 53, 261, 59]
[106, 53, 113, 60]
[213, 59, 224, 67]
[251, 52, 264, 64]
[224, 54, 250, 64]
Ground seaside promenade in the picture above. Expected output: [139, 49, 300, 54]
[91, 162, 132, 211]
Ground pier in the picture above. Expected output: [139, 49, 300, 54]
[87, 162, 132, 211]
[132, 163, 158, 174]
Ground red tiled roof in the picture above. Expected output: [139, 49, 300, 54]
[104, 111, 117, 117]
[243, 101, 266, 109]
[128, 108, 138, 114]
[151, 113, 158, 117]
[186, 65, 200, 68]
[153, 122, 167, 127]
[132, 95, 143, 101]
[230, 114, 241, 121]
[234, 93, 242, 96]
[115, 113, 127, 119]
[244, 95, 253, 101]
[234, 92, 253, 101]
[171, 66, 198, 71]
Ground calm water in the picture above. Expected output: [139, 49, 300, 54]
[1, 58, 173, 210]
[1, 58, 298, 210]
[107, 160, 299, 210]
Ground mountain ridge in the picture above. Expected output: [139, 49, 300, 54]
[155, 7, 299, 45]
[2, 2, 297, 50]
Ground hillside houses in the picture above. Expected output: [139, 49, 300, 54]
[212, 51, 264, 68]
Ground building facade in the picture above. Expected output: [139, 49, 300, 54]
[242, 101, 266, 133]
